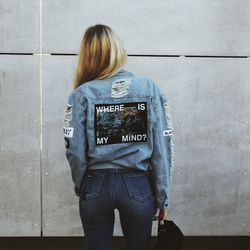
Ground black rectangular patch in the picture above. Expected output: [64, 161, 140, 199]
[64, 137, 70, 148]
[94, 102, 147, 145]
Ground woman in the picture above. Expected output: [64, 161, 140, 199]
[63, 24, 174, 250]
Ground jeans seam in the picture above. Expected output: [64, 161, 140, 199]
[123, 174, 151, 202]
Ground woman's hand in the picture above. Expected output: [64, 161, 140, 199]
[153, 208, 168, 220]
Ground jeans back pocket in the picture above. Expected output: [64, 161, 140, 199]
[123, 172, 153, 202]
[80, 172, 105, 200]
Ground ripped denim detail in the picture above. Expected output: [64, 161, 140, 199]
[111, 79, 131, 98]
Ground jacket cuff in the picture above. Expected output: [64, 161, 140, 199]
[74, 183, 80, 197]
[156, 199, 169, 208]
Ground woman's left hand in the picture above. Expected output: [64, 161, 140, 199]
[153, 208, 168, 220]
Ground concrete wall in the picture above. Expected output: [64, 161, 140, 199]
[0, 0, 249, 236]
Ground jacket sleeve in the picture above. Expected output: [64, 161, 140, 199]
[63, 92, 88, 197]
[150, 83, 175, 208]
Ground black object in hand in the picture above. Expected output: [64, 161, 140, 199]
[153, 220, 185, 250]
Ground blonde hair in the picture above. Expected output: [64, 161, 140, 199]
[73, 24, 127, 90]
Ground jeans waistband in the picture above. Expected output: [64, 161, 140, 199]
[86, 168, 150, 175]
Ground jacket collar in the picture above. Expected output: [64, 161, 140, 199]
[115, 69, 134, 77]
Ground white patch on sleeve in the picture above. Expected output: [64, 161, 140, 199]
[161, 95, 174, 137]
[111, 79, 131, 98]
[63, 127, 74, 138]
[163, 129, 173, 136]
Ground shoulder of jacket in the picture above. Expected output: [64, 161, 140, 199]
[129, 75, 157, 87]
[145, 78, 169, 100]
[67, 88, 88, 104]
[139, 77, 161, 93]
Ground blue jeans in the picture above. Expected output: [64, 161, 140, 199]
[79, 168, 156, 250]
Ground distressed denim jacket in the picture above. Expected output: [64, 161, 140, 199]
[63, 69, 175, 208]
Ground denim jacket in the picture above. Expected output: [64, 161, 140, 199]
[63, 69, 175, 208]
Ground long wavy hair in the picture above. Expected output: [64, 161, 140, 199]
[72, 24, 127, 90]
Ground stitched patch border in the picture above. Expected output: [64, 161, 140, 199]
[94, 102, 147, 145]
